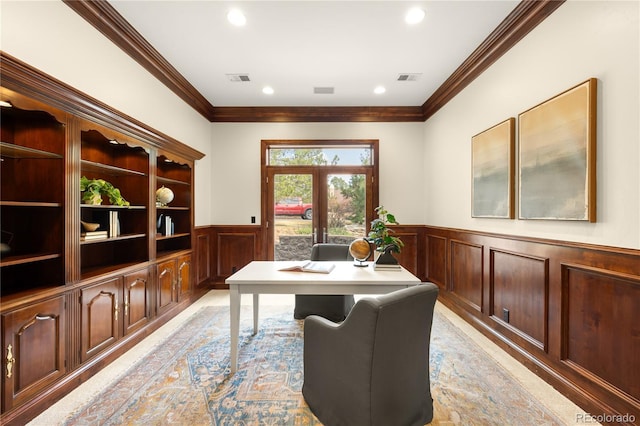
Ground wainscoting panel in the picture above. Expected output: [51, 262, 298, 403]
[450, 239, 483, 313]
[195, 231, 210, 287]
[490, 248, 548, 350]
[203, 226, 263, 288]
[423, 226, 640, 423]
[562, 264, 640, 404]
[427, 235, 447, 289]
[392, 228, 420, 277]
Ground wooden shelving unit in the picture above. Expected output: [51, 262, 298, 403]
[0, 62, 204, 425]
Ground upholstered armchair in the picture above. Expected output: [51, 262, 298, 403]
[293, 243, 355, 321]
[302, 283, 439, 426]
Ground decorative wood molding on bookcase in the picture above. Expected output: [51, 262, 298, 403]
[421, 0, 565, 120]
[0, 52, 204, 161]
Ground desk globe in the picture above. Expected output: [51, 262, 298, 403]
[349, 238, 372, 267]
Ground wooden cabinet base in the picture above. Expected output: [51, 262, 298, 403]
[0, 286, 208, 426]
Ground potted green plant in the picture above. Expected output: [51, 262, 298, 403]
[80, 176, 130, 206]
[367, 205, 404, 254]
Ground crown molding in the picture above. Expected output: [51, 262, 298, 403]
[65, 0, 564, 123]
[63, 0, 216, 120]
[421, 0, 565, 120]
[211, 106, 425, 122]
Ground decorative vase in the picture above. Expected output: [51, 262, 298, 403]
[83, 193, 103, 205]
[375, 246, 399, 265]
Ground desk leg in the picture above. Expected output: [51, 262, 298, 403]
[253, 293, 259, 335]
[230, 286, 240, 374]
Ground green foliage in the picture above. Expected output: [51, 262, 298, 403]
[367, 206, 403, 253]
[336, 174, 366, 224]
[271, 149, 325, 202]
[80, 176, 130, 206]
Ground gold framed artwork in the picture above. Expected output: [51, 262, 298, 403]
[471, 118, 515, 219]
[518, 78, 597, 221]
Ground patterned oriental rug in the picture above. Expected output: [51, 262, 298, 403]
[63, 305, 565, 425]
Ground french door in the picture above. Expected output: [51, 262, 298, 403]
[265, 166, 374, 260]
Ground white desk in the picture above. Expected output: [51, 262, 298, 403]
[225, 260, 421, 373]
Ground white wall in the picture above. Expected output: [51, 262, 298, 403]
[0, 0, 214, 226]
[424, 0, 640, 249]
[3, 1, 638, 249]
[210, 122, 425, 225]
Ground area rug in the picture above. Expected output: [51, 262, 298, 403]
[62, 305, 564, 425]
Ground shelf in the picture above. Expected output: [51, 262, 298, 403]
[157, 175, 189, 186]
[156, 206, 189, 211]
[0, 252, 61, 267]
[80, 261, 146, 281]
[1, 201, 63, 208]
[81, 160, 147, 177]
[0, 141, 63, 159]
[80, 233, 146, 245]
[156, 232, 190, 241]
[81, 204, 146, 210]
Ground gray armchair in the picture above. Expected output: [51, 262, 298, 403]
[293, 243, 355, 321]
[302, 283, 439, 426]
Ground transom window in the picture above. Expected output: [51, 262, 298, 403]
[268, 145, 373, 166]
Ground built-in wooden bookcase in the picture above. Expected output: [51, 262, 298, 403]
[155, 154, 192, 256]
[0, 89, 66, 296]
[79, 125, 150, 279]
[0, 53, 204, 425]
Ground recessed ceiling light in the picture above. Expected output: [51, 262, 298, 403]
[227, 9, 246, 26]
[374, 86, 386, 95]
[405, 7, 425, 25]
[262, 86, 274, 95]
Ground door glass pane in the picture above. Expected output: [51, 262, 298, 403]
[326, 173, 367, 243]
[273, 174, 314, 261]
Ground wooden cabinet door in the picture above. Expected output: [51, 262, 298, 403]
[80, 277, 122, 362]
[156, 259, 177, 316]
[123, 268, 150, 336]
[177, 254, 191, 302]
[1, 296, 66, 412]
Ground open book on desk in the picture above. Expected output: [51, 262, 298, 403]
[279, 261, 335, 274]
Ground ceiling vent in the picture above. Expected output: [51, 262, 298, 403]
[226, 74, 251, 82]
[397, 73, 421, 82]
[314, 87, 335, 94]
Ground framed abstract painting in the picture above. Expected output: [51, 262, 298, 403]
[518, 78, 597, 221]
[471, 118, 515, 219]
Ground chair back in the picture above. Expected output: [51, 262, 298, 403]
[302, 283, 439, 426]
[367, 284, 439, 425]
[310, 243, 352, 261]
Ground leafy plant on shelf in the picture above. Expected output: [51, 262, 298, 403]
[80, 176, 130, 206]
[367, 205, 404, 253]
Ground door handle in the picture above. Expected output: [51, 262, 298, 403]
[313, 228, 317, 244]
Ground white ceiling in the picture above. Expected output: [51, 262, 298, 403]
[108, 1, 519, 107]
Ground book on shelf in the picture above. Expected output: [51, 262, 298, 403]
[109, 211, 120, 237]
[279, 261, 335, 274]
[157, 214, 174, 236]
